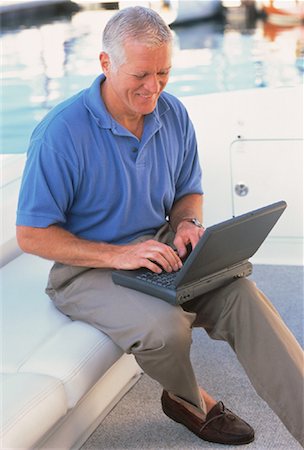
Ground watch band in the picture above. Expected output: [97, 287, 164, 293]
[181, 218, 204, 228]
[168, 216, 204, 232]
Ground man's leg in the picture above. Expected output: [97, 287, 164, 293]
[183, 278, 304, 446]
[46, 263, 255, 445]
[46, 263, 204, 410]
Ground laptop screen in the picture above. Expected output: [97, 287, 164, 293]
[175, 201, 286, 286]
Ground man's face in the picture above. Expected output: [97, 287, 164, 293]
[101, 40, 172, 117]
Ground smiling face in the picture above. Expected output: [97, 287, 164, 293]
[100, 40, 172, 120]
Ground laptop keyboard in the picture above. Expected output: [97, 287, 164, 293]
[136, 270, 179, 289]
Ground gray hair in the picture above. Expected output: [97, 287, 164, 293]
[102, 6, 172, 70]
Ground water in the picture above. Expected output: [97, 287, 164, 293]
[1, 6, 303, 154]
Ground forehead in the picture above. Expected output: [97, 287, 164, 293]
[122, 40, 172, 68]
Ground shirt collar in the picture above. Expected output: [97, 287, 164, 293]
[84, 74, 170, 130]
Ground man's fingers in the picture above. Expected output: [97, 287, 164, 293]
[143, 242, 182, 272]
[173, 225, 205, 259]
[116, 240, 182, 273]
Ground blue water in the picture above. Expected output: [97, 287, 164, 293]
[1, 7, 303, 154]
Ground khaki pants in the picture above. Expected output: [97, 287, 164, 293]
[46, 226, 304, 446]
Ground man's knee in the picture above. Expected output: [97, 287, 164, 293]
[199, 278, 265, 345]
[223, 278, 260, 308]
[216, 277, 279, 336]
[228, 277, 276, 314]
[130, 306, 195, 355]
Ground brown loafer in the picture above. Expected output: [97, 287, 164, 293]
[161, 390, 254, 445]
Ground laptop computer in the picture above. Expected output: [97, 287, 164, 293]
[112, 201, 287, 305]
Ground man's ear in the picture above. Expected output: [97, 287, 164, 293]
[99, 52, 110, 75]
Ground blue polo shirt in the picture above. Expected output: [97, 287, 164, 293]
[17, 75, 203, 244]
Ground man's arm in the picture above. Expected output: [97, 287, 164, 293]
[169, 193, 205, 258]
[16, 225, 182, 273]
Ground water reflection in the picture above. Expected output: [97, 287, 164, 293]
[1, 7, 303, 153]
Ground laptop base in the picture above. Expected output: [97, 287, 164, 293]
[112, 261, 252, 305]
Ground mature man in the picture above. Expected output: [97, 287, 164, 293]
[16, 6, 303, 447]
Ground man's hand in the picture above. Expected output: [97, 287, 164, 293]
[111, 240, 183, 274]
[173, 220, 205, 259]
[169, 193, 204, 258]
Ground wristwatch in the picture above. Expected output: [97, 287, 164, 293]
[182, 218, 204, 228]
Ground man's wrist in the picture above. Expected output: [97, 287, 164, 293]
[170, 217, 203, 232]
[182, 218, 204, 228]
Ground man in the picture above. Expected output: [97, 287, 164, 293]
[16, 6, 303, 447]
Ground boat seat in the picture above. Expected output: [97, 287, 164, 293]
[1, 252, 142, 449]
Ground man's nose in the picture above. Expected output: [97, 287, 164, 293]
[144, 74, 161, 93]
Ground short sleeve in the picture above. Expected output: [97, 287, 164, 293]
[16, 139, 78, 228]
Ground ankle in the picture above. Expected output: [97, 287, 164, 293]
[199, 387, 217, 413]
[168, 392, 206, 420]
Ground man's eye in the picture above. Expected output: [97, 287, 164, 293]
[134, 72, 169, 79]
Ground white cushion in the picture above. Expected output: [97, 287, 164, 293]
[0, 372, 67, 449]
[1, 253, 125, 408]
[1, 251, 136, 447]
[1, 255, 68, 372]
[0, 164, 23, 267]
[20, 320, 124, 409]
